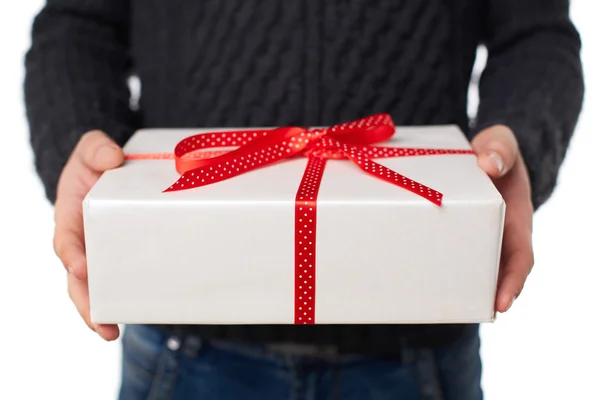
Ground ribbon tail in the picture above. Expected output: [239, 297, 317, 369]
[294, 155, 326, 324]
[346, 153, 443, 206]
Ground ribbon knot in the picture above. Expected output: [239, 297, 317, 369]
[125, 113, 474, 324]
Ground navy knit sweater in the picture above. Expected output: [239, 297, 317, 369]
[24, 0, 583, 352]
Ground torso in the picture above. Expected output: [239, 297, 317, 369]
[130, 0, 484, 132]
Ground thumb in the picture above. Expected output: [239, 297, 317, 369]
[76, 130, 124, 171]
[471, 125, 519, 178]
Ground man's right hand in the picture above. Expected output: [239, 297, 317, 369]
[53, 130, 124, 341]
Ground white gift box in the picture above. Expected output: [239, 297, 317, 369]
[83, 124, 505, 325]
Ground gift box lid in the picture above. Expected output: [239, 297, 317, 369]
[86, 125, 503, 206]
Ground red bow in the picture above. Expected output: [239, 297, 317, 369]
[126, 113, 473, 324]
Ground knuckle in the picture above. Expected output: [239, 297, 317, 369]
[515, 250, 534, 275]
[52, 233, 60, 254]
[77, 130, 107, 160]
[476, 126, 518, 156]
[53, 233, 76, 271]
[80, 130, 104, 145]
[77, 132, 94, 152]
[53, 234, 66, 262]
[59, 156, 77, 177]
[528, 252, 535, 269]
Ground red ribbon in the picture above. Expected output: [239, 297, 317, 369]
[126, 113, 473, 324]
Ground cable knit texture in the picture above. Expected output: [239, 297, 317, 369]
[24, 0, 583, 351]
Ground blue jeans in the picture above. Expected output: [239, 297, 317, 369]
[119, 324, 483, 400]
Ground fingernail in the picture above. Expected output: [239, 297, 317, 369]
[487, 151, 505, 175]
[67, 265, 74, 275]
[95, 145, 119, 163]
[506, 295, 516, 311]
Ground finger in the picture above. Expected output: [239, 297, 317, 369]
[496, 248, 534, 313]
[471, 125, 519, 178]
[54, 196, 87, 280]
[54, 222, 87, 279]
[76, 130, 124, 171]
[68, 274, 120, 341]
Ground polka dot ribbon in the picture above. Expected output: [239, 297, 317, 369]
[125, 113, 474, 324]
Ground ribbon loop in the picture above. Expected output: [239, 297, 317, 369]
[156, 113, 473, 204]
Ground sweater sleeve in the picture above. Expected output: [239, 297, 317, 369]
[473, 0, 584, 209]
[24, 0, 138, 203]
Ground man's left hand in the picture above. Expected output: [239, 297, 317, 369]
[471, 125, 535, 313]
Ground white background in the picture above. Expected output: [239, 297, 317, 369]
[0, 2, 598, 399]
